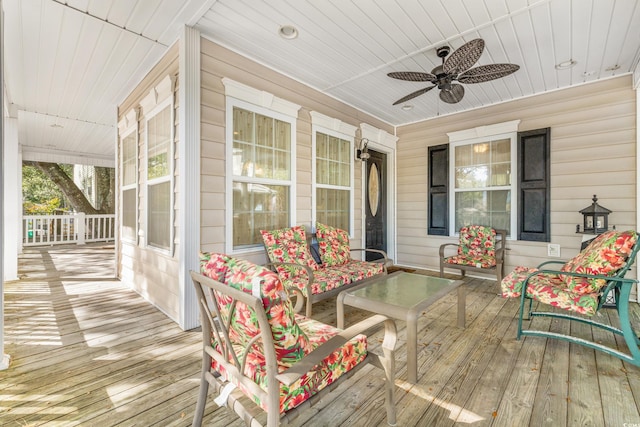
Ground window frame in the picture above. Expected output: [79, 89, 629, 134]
[225, 97, 297, 254]
[144, 97, 175, 254]
[120, 124, 138, 244]
[311, 126, 355, 235]
[448, 131, 518, 237]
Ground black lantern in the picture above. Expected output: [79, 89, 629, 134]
[579, 195, 611, 234]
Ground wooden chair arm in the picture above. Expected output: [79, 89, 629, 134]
[285, 286, 305, 313]
[276, 314, 397, 387]
[350, 248, 389, 271]
[264, 261, 315, 314]
[439, 243, 459, 258]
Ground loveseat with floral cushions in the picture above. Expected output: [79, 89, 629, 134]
[261, 223, 388, 317]
[191, 252, 397, 427]
[500, 229, 640, 366]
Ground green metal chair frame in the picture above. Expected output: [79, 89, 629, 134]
[517, 239, 640, 366]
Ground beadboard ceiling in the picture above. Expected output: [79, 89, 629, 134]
[3, 0, 640, 165]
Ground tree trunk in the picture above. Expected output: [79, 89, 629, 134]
[95, 166, 115, 213]
[24, 161, 101, 214]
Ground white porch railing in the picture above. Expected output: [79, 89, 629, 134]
[23, 213, 115, 246]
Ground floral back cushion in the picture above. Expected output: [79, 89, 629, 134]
[315, 222, 351, 267]
[458, 225, 497, 258]
[200, 254, 310, 367]
[261, 226, 319, 274]
[560, 230, 638, 294]
[199, 252, 230, 282]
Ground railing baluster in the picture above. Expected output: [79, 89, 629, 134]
[22, 213, 115, 246]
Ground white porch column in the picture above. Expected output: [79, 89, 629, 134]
[178, 25, 201, 330]
[1, 0, 11, 370]
[3, 116, 18, 280]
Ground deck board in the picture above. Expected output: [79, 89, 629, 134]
[3, 244, 640, 426]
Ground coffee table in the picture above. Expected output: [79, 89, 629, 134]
[336, 271, 465, 383]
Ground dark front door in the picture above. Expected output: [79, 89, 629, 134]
[365, 149, 387, 261]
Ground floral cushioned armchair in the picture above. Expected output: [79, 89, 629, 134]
[500, 230, 640, 366]
[261, 223, 388, 317]
[439, 225, 507, 281]
[191, 253, 397, 427]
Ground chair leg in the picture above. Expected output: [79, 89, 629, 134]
[381, 321, 397, 427]
[305, 298, 312, 318]
[617, 284, 640, 365]
[192, 352, 211, 427]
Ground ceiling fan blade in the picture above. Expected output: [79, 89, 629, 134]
[443, 38, 485, 75]
[392, 86, 436, 105]
[387, 71, 437, 82]
[457, 64, 520, 83]
[439, 84, 465, 104]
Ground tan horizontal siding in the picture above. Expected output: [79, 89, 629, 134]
[396, 75, 636, 277]
[199, 37, 393, 256]
[116, 47, 181, 321]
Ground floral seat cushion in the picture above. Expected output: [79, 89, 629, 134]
[444, 225, 497, 268]
[200, 253, 367, 414]
[329, 259, 384, 283]
[500, 266, 599, 316]
[316, 222, 351, 266]
[280, 259, 384, 297]
[500, 230, 638, 316]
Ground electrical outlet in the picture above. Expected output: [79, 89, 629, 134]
[547, 243, 561, 258]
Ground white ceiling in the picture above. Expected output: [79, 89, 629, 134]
[3, 0, 640, 165]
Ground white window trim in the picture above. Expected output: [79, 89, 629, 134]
[225, 96, 298, 254]
[144, 96, 175, 254]
[119, 115, 138, 244]
[448, 121, 519, 237]
[311, 124, 356, 236]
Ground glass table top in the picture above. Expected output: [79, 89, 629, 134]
[346, 272, 461, 309]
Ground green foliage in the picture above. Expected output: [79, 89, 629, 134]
[23, 198, 63, 215]
[22, 164, 69, 213]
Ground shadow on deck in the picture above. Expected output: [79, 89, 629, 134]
[3, 246, 640, 426]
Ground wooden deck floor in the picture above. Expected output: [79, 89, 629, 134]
[3, 244, 640, 426]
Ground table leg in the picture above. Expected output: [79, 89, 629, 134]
[457, 285, 466, 328]
[336, 293, 345, 329]
[406, 314, 418, 383]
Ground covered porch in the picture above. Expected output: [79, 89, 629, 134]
[3, 245, 640, 426]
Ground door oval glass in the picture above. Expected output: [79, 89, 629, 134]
[368, 163, 380, 217]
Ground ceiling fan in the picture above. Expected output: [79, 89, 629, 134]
[388, 38, 519, 105]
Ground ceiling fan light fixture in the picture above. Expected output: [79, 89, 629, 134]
[401, 104, 414, 111]
[278, 25, 298, 39]
[555, 60, 577, 70]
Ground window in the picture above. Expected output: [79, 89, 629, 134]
[450, 136, 515, 235]
[146, 102, 173, 251]
[121, 129, 137, 242]
[230, 104, 293, 250]
[314, 130, 353, 232]
[431, 121, 550, 241]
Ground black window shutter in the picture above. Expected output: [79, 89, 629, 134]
[518, 128, 550, 242]
[428, 144, 449, 235]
